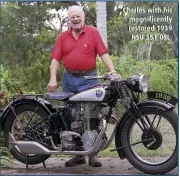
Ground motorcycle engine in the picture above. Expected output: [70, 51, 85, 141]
[46, 107, 74, 149]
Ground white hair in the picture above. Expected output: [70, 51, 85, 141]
[68, 5, 85, 17]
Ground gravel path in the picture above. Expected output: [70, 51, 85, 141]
[0, 157, 178, 175]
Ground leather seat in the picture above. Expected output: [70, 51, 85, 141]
[45, 91, 74, 100]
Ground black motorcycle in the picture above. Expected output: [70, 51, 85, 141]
[1, 73, 178, 174]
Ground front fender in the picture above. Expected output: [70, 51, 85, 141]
[1, 96, 55, 131]
[115, 99, 175, 160]
[147, 91, 178, 106]
[137, 99, 175, 111]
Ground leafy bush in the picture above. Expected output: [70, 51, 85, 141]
[0, 132, 13, 167]
[97, 56, 178, 97]
[0, 67, 13, 166]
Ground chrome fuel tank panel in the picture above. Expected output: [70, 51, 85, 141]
[69, 87, 106, 102]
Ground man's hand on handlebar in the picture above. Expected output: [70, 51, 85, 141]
[108, 71, 122, 81]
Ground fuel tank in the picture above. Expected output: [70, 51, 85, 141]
[69, 86, 106, 102]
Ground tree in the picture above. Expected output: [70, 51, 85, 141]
[96, 2, 107, 46]
[1, 2, 73, 93]
[107, 2, 178, 60]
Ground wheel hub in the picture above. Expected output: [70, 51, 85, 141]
[141, 128, 162, 150]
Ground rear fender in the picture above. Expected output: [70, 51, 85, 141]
[1, 96, 55, 131]
[115, 99, 175, 160]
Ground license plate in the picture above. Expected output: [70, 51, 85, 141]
[147, 91, 178, 106]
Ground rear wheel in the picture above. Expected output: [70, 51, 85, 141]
[117, 107, 177, 174]
[4, 104, 51, 165]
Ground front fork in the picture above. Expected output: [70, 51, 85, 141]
[113, 83, 155, 146]
[114, 83, 149, 132]
[127, 101, 149, 132]
[126, 101, 159, 150]
[111, 100, 155, 152]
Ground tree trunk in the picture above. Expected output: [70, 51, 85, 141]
[96, 2, 107, 47]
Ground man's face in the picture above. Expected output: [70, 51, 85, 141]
[69, 11, 85, 33]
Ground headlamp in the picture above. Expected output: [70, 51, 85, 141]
[127, 74, 148, 92]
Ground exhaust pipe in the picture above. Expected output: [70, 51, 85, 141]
[9, 132, 51, 154]
[9, 119, 107, 155]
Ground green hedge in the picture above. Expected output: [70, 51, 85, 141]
[97, 57, 178, 98]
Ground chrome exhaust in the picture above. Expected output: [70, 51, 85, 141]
[9, 119, 107, 155]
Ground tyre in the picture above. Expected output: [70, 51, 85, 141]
[116, 107, 178, 174]
[4, 103, 51, 165]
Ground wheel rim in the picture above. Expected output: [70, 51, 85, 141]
[11, 110, 46, 156]
[129, 113, 176, 165]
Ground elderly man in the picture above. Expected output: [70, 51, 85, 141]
[48, 5, 121, 167]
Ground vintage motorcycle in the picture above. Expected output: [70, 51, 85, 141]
[1, 73, 178, 174]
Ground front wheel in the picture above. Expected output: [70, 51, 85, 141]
[117, 107, 178, 174]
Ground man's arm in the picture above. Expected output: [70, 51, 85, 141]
[100, 53, 122, 80]
[48, 59, 60, 92]
[100, 53, 116, 72]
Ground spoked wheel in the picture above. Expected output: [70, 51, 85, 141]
[4, 104, 51, 165]
[117, 107, 177, 174]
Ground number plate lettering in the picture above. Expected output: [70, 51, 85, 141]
[147, 91, 178, 106]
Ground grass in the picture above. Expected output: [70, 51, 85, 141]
[133, 143, 176, 157]
[98, 143, 118, 157]
[99, 142, 175, 158]
[0, 150, 13, 167]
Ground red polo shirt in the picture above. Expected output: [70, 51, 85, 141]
[51, 25, 108, 71]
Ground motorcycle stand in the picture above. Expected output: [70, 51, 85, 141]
[25, 154, 46, 173]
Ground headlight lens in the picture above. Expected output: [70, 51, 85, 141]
[127, 74, 148, 92]
[139, 74, 148, 92]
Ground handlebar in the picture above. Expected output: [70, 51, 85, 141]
[84, 74, 123, 82]
[84, 75, 107, 80]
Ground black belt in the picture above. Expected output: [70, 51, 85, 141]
[65, 67, 96, 77]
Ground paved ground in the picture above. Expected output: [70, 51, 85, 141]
[0, 157, 178, 175]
